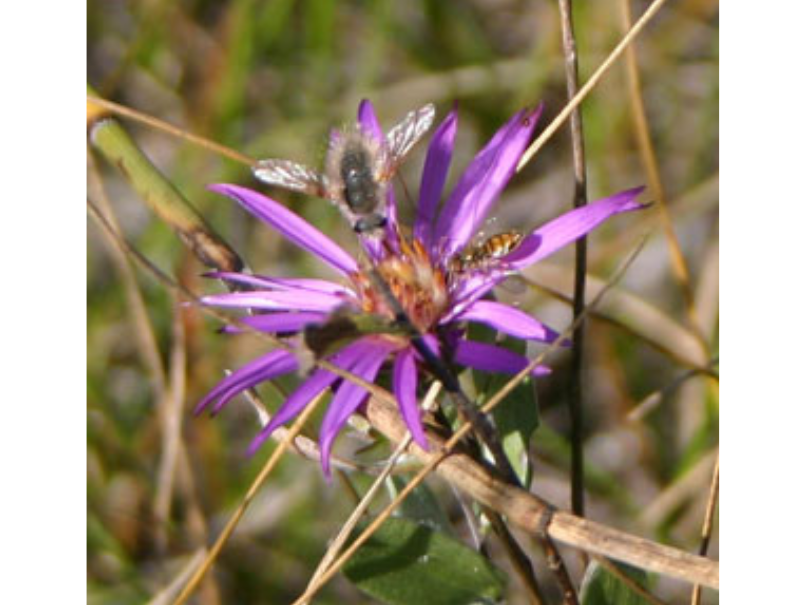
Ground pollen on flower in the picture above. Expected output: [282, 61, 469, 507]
[352, 237, 448, 333]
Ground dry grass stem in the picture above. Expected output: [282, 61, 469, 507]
[522, 264, 713, 373]
[87, 95, 255, 166]
[146, 549, 208, 605]
[690, 453, 719, 605]
[517, 0, 673, 171]
[301, 381, 441, 601]
[154, 298, 188, 551]
[618, 0, 709, 354]
[638, 449, 719, 531]
[172, 390, 329, 605]
[241, 386, 380, 474]
[484, 507, 548, 605]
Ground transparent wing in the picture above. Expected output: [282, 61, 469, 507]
[252, 159, 326, 197]
[384, 103, 436, 169]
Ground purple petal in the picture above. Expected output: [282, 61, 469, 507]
[195, 350, 298, 416]
[319, 340, 395, 478]
[449, 300, 562, 344]
[448, 272, 501, 309]
[358, 99, 384, 143]
[201, 289, 348, 313]
[504, 186, 647, 269]
[206, 272, 353, 296]
[414, 108, 458, 247]
[453, 339, 551, 377]
[393, 348, 428, 450]
[220, 312, 326, 334]
[209, 184, 358, 275]
[246, 339, 372, 455]
[433, 105, 543, 257]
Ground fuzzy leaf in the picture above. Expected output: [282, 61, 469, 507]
[387, 475, 454, 535]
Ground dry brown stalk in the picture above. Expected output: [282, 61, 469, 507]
[364, 395, 719, 590]
[617, 0, 708, 353]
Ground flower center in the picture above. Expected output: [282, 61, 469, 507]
[353, 238, 449, 333]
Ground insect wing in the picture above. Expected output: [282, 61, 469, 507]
[252, 159, 327, 198]
[384, 103, 436, 171]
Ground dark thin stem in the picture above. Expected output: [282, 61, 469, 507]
[558, 0, 588, 519]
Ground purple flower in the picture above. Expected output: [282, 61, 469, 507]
[198, 101, 645, 477]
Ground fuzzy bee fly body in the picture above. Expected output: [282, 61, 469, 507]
[326, 132, 389, 234]
[339, 144, 380, 215]
[252, 103, 436, 236]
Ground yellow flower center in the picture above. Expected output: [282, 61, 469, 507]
[353, 238, 449, 333]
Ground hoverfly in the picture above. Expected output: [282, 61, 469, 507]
[450, 230, 525, 273]
[253, 104, 436, 235]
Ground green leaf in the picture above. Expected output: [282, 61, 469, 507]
[468, 323, 539, 487]
[343, 517, 505, 605]
[387, 475, 454, 535]
[579, 560, 654, 605]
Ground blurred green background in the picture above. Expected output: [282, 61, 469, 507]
[88, 1, 718, 603]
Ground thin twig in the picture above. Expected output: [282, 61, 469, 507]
[519, 268, 716, 376]
[484, 507, 547, 605]
[629, 360, 719, 423]
[146, 548, 208, 605]
[87, 93, 255, 166]
[617, 0, 708, 353]
[639, 448, 718, 531]
[557, 0, 589, 523]
[154, 297, 188, 552]
[517, 0, 672, 171]
[171, 390, 329, 605]
[690, 453, 719, 605]
[304, 381, 441, 597]
[241, 386, 395, 474]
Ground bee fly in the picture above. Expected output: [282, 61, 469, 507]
[450, 230, 525, 273]
[253, 104, 436, 235]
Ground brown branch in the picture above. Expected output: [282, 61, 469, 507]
[364, 396, 719, 589]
